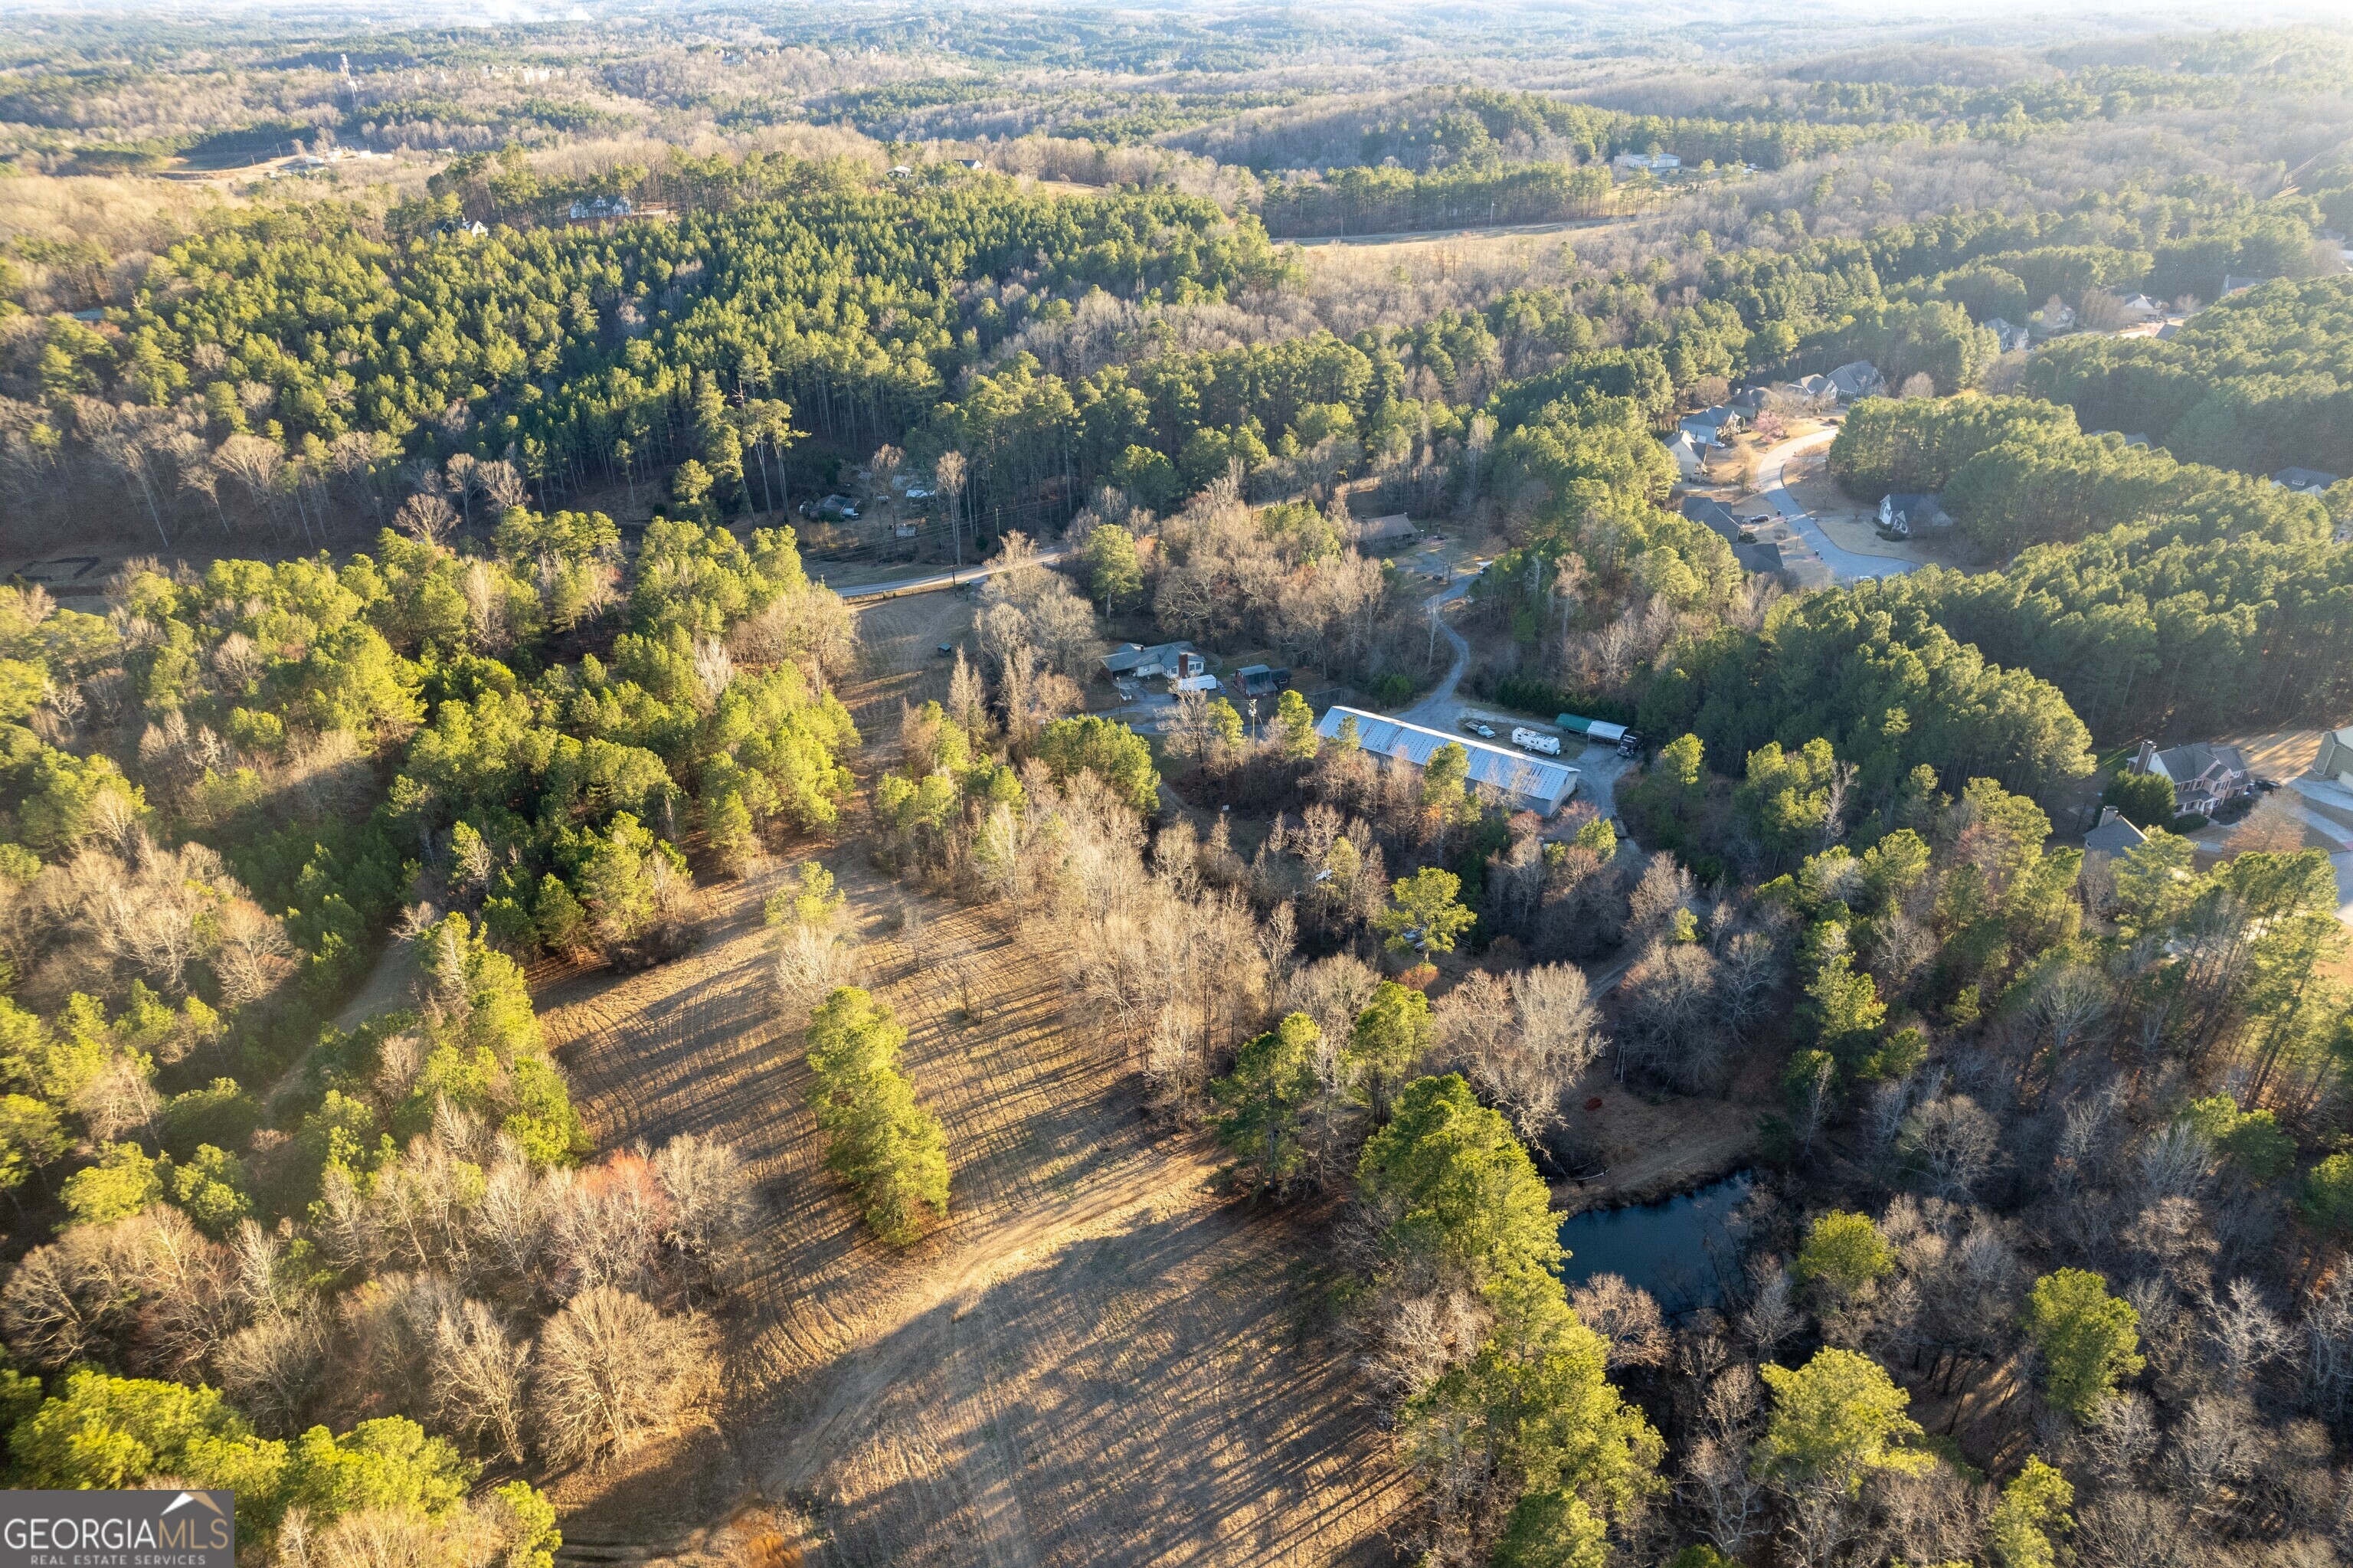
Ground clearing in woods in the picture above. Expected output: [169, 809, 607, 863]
[535, 593, 1410, 1567]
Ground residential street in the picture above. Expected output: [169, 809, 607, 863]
[1753, 428, 1919, 583]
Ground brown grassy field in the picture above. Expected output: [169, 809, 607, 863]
[534, 597, 1412, 1567]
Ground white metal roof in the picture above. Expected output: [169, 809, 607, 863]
[1315, 705, 1579, 813]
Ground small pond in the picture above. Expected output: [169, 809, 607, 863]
[1557, 1170, 1754, 1317]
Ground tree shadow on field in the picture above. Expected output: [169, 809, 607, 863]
[761, 1201, 1410, 1568]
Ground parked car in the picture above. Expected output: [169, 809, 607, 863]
[1463, 719, 1496, 738]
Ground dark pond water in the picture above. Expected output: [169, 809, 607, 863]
[1557, 1170, 1754, 1316]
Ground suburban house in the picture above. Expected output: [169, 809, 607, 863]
[1750, 533, 1834, 589]
[1100, 640, 1199, 682]
[1824, 361, 1887, 401]
[1314, 705, 1580, 816]
[1341, 512, 1419, 549]
[2119, 293, 2165, 322]
[1680, 496, 1743, 544]
[1877, 493, 1952, 536]
[1678, 406, 1743, 446]
[1612, 152, 1680, 173]
[1727, 386, 1768, 420]
[567, 195, 635, 221]
[2314, 727, 2353, 788]
[1984, 318, 2031, 353]
[2270, 467, 2342, 497]
[1664, 430, 1707, 480]
[2132, 738, 2255, 817]
[1682, 499, 1830, 585]
[2083, 807, 2150, 856]
[2037, 302, 2076, 334]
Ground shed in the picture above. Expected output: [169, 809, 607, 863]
[1316, 705, 1579, 816]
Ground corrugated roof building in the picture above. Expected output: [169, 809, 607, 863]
[1314, 705, 1579, 816]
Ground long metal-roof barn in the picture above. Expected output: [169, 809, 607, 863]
[1314, 705, 1580, 816]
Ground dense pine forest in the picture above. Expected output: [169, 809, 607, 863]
[7, 5, 2353, 1567]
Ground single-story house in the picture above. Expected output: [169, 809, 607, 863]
[1100, 640, 1199, 681]
[1985, 317, 2031, 353]
[1316, 705, 1580, 816]
[2316, 728, 2353, 788]
[2083, 806, 2150, 856]
[1235, 664, 1289, 697]
[1343, 512, 1419, 549]
[1825, 361, 1886, 401]
[2270, 467, 2342, 497]
[1678, 406, 1743, 446]
[2133, 738, 2255, 817]
[1612, 152, 1680, 174]
[1877, 493, 1952, 536]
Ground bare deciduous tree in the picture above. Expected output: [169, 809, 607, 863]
[533, 1286, 718, 1466]
[1569, 1273, 1668, 1368]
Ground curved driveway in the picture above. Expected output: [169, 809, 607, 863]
[1755, 428, 1918, 584]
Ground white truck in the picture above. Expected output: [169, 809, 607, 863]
[1510, 727, 1563, 756]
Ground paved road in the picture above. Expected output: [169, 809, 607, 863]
[832, 549, 1071, 602]
[1755, 430, 1919, 584]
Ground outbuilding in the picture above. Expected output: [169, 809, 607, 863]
[1315, 705, 1579, 816]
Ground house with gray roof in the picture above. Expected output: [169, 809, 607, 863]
[1825, 361, 1886, 401]
[2133, 738, 2254, 817]
[2083, 806, 2149, 856]
[1100, 640, 1197, 679]
[1877, 493, 1952, 537]
[2271, 467, 2341, 497]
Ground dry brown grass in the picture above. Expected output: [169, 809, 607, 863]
[536, 767, 1408, 1563]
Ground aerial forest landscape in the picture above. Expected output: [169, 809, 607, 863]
[8, 1, 2353, 1565]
